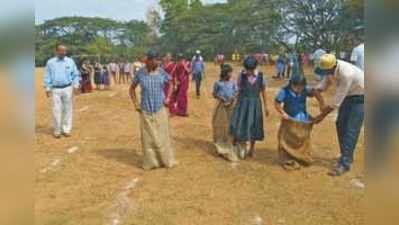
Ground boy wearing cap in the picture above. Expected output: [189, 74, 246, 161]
[314, 54, 364, 176]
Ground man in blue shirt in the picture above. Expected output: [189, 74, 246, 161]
[44, 43, 81, 138]
[191, 50, 205, 98]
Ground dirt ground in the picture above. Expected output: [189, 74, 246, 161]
[35, 63, 364, 225]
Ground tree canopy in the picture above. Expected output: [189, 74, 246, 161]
[35, 0, 364, 65]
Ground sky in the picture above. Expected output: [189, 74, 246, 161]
[35, 0, 227, 24]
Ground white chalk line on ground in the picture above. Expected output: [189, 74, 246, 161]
[107, 178, 139, 225]
[39, 146, 80, 174]
[350, 178, 365, 189]
[78, 106, 89, 112]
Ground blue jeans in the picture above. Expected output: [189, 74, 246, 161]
[336, 95, 364, 170]
[193, 72, 202, 96]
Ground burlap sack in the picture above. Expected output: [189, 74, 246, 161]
[140, 107, 178, 170]
[212, 101, 239, 162]
[278, 119, 314, 165]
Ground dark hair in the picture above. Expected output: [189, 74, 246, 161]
[55, 42, 65, 50]
[243, 56, 257, 70]
[146, 49, 159, 60]
[289, 75, 307, 87]
[177, 53, 185, 59]
[220, 64, 233, 81]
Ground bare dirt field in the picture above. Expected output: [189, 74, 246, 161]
[35, 63, 364, 225]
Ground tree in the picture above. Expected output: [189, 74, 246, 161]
[272, 0, 363, 53]
[35, 17, 150, 66]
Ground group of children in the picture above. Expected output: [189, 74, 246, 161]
[129, 50, 328, 171]
[212, 56, 325, 170]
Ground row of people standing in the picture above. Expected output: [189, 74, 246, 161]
[79, 58, 144, 94]
[274, 52, 304, 80]
[80, 59, 111, 93]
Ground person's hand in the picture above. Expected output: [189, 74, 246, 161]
[282, 113, 290, 120]
[224, 99, 232, 106]
[73, 88, 80, 96]
[134, 102, 142, 113]
[164, 97, 170, 106]
[46, 91, 52, 98]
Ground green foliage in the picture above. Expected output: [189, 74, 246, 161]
[35, 17, 150, 66]
[35, 0, 364, 65]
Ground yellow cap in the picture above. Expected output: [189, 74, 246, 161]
[318, 54, 337, 70]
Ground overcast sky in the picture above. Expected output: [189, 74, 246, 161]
[35, 0, 227, 24]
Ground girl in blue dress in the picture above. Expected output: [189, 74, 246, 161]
[230, 56, 270, 159]
[274, 75, 325, 170]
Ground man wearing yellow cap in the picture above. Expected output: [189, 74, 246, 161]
[314, 54, 364, 176]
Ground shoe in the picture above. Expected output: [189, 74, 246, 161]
[62, 133, 72, 138]
[53, 134, 61, 139]
[328, 165, 349, 176]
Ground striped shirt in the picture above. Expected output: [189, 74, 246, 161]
[132, 67, 170, 113]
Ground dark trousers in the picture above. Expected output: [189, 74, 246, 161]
[193, 72, 202, 96]
[336, 95, 364, 170]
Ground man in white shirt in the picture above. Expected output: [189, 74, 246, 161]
[350, 38, 364, 71]
[314, 54, 364, 176]
[44, 43, 81, 138]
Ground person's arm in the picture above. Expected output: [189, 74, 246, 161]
[164, 72, 173, 106]
[274, 101, 290, 120]
[261, 86, 270, 117]
[184, 61, 192, 74]
[315, 74, 353, 123]
[274, 89, 289, 120]
[308, 87, 325, 113]
[212, 82, 224, 102]
[71, 61, 81, 95]
[129, 83, 141, 112]
[129, 74, 141, 112]
[44, 61, 52, 97]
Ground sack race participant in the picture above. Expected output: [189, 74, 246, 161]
[212, 64, 239, 162]
[274, 75, 325, 170]
[129, 50, 178, 170]
[230, 56, 270, 159]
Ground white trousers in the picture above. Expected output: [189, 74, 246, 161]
[52, 86, 73, 135]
